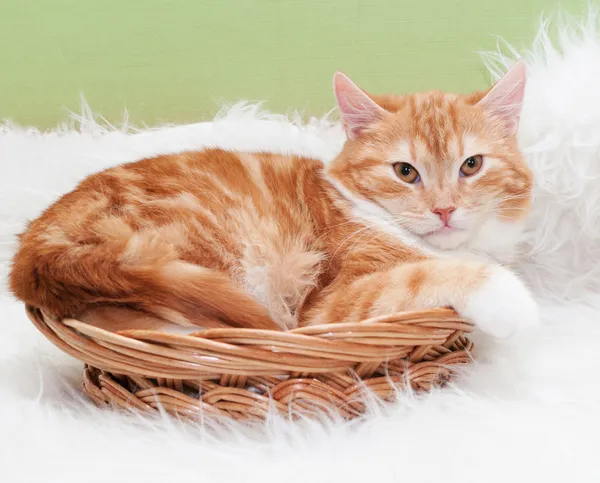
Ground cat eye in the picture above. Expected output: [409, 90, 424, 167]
[460, 155, 483, 177]
[393, 162, 420, 184]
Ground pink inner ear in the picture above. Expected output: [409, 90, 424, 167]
[333, 72, 387, 140]
[478, 60, 527, 135]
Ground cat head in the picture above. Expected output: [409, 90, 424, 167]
[327, 61, 533, 260]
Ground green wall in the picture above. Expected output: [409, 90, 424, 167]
[0, 0, 587, 128]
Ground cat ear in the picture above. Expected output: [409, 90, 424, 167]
[478, 60, 527, 135]
[333, 72, 388, 140]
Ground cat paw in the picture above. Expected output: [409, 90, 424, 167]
[461, 265, 540, 339]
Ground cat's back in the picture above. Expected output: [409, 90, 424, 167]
[30, 148, 326, 226]
[13, 148, 334, 329]
[27, 147, 330, 267]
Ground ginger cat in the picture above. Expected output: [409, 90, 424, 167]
[9, 61, 538, 338]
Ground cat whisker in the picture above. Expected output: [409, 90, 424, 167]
[329, 225, 375, 260]
[347, 226, 386, 253]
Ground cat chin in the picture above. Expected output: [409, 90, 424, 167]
[423, 228, 471, 251]
[422, 218, 527, 263]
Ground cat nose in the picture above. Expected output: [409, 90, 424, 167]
[431, 206, 456, 226]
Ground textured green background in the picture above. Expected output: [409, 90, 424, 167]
[0, 0, 586, 128]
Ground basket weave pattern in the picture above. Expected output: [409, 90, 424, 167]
[27, 306, 474, 420]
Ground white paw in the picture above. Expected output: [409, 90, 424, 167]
[461, 266, 540, 339]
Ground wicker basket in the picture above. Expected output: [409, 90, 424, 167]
[26, 305, 474, 420]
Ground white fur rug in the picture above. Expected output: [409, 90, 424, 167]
[2, 13, 600, 483]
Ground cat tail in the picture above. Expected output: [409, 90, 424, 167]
[9, 241, 280, 331]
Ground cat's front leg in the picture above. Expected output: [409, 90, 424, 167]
[386, 260, 539, 338]
[305, 259, 539, 338]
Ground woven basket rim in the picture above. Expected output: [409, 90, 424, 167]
[26, 305, 473, 378]
[26, 305, 475, 420]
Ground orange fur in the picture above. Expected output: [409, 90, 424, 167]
[9, 63, 535, 334]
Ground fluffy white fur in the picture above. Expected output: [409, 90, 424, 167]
[2, 11, 600, 483]
[484, 10, 600, 306]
